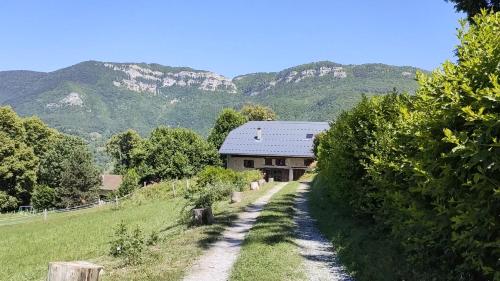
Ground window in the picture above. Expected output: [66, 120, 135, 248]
[304, 159, 314, 166]
[306, 133, 314, 139]
[275, 158, 286, 166]
[243, 160, 254, 168]
[265, 158, 273, 166]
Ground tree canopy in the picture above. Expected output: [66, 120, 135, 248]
[0, 106, 101, 211]
[207, 108, 247, 149]
[446, 0, 499, 19]
[240, 103, 277, 121]
[106, 129, 143, 174]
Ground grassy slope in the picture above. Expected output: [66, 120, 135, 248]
[308, 176, 407, 281]
[230, 182, 306, 281]
[0, 181, 277, 281]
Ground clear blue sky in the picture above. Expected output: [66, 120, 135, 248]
[0, 0, 464, 77]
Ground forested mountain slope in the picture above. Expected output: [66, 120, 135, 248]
[0, 60, 422, 140]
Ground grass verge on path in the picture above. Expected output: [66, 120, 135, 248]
[230, 181, 306, 281]
[308, 176, 407, 281]
[0, 182, 276, 281]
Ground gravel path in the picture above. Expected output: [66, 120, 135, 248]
[183, 182, 287, 281]
[294, 182, 353, 281]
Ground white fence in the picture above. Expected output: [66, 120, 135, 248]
[0, 194, 131, 227]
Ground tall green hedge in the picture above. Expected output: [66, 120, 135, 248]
[317, 11, 499, 280]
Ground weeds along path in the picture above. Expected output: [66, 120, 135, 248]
[294, 182, 353, 281]
[182, 182, 287, 281]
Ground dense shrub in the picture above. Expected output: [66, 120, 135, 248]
[196, 166, 240, 189]
[118, 169, 140, 196]
[195, 166, 262, 192]
[31, 185, 57, 210]
[188, 182, 233, 209]
[317, 11, 500, 280]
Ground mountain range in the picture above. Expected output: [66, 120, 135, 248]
[0, 60, 422, 142]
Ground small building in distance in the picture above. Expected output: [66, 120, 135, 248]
[219, 121, 329, 181]
[99, 174, 123, 197]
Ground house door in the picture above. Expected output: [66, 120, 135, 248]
[262, 169, 289, 182]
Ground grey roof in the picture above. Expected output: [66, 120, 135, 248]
[219, 121, 329, 157]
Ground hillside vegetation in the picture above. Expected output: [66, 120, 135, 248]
[314, 11, 499, 281]
[0, 61, 421, 141]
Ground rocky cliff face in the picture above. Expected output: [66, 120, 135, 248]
[104, 63, 237, 94]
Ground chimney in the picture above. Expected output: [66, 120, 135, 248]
[256, 127, 262, 141]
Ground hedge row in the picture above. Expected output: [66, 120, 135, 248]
[316, 11, 499, 280]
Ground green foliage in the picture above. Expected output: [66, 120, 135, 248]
[137, 127, 221, 181]
[188, 182, 233, 209]
[240, 103, 277, 121]
[57, 147, 101, 207]
[0, 191, 19, 212]
[238, 170, 263, 185]
[106, 129, 143, 174]
[446, 0, 499, 20]
[109, 222, 145, 265]
[195, 166, 239, 189]
[37, 134, 87, 190]
[207, 108, 246, 149]
[31, 185, 56, 210]
[317, 11, 500, 280]
[118, 169, 139, 196]
[0, 107, 38, 208]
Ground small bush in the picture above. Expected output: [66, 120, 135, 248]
[109, 222, 145, 265]
[31, 185, 57, 210]
[118, 169, 140, 196]
[196, 166, 238, 188]
[189, 182, 233, 209]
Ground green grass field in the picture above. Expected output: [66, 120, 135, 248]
[0, 181, 277, 281]
[230, 182, 306, 281]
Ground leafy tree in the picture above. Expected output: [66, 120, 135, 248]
[31, 185, 57, 210]
[446, 0, 499, 19]
[22, 116, 57, 158]
[138, 127, 221, 181]
[240, 103, 277, 121]
[0, 107, 38, 208]
[57, 147, 101, 207]
[38, 134, 87, 190]
[106, 130, 143, 174]
[207, 109, 246, 149]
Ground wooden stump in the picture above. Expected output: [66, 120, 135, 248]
[47, 261, 103, 281]
[268, 178, 274, 183]
[193, 207, 214, 225]
[231, 191, 243, 203]
[258, 179, 266, 187]
[250, 181, 259, 190]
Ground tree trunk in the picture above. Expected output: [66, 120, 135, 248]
[47, 261, 103, 281]
[193, 207, 214, 225]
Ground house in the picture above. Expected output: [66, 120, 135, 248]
[99, 174, 123, 197]
[219, 121, 329, 181]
